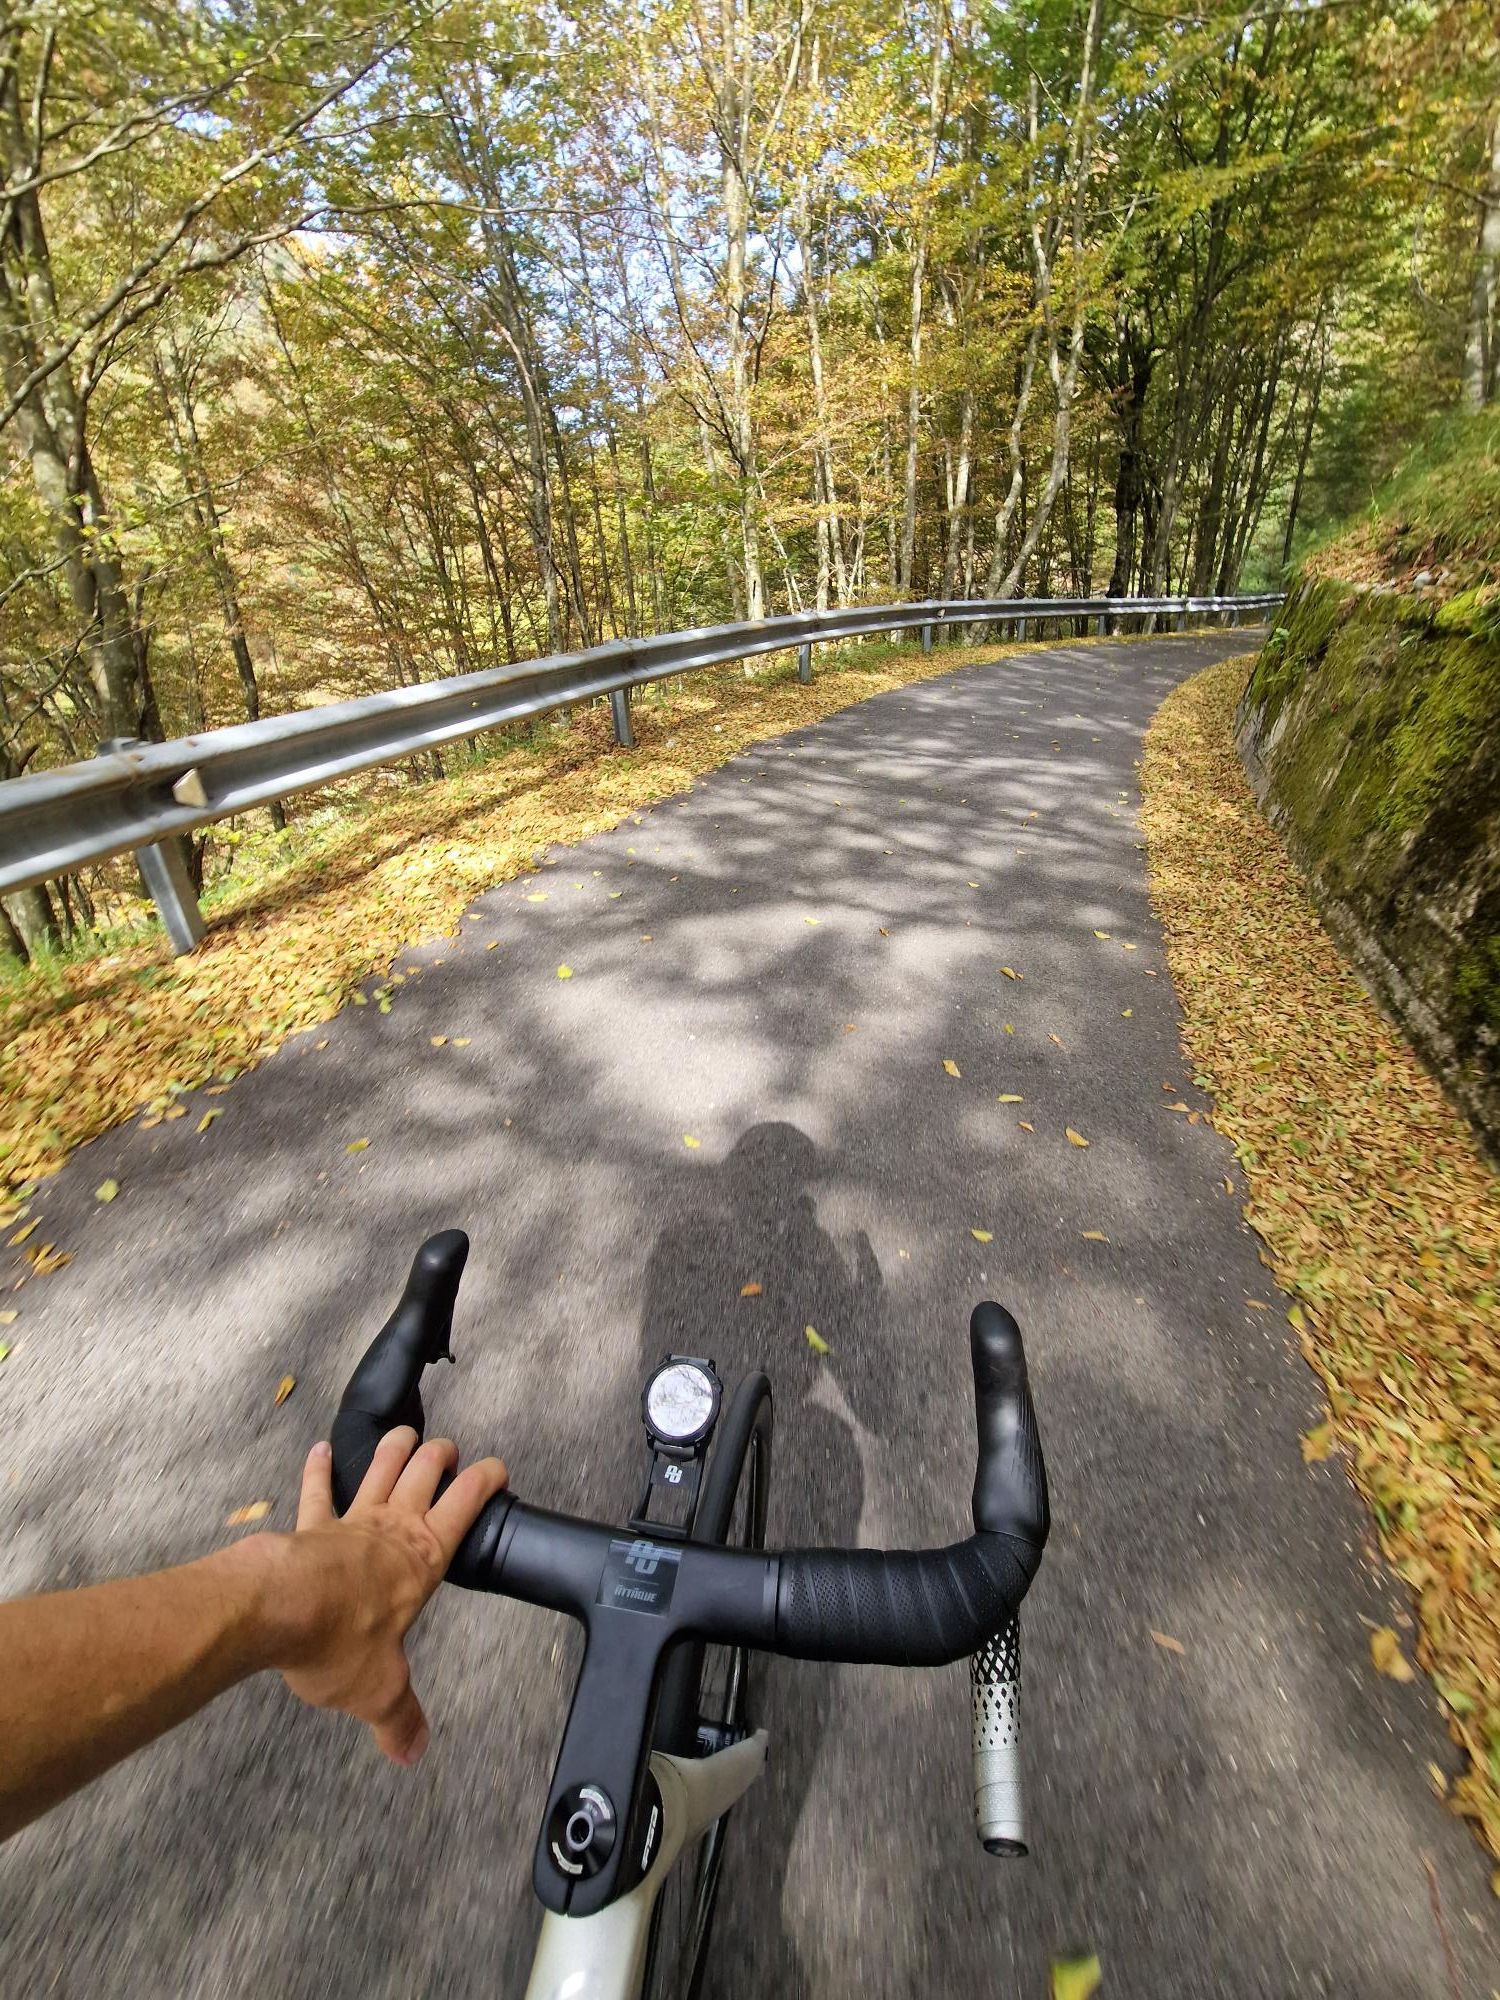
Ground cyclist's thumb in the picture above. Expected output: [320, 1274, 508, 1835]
[371, 1678, 430, 1767]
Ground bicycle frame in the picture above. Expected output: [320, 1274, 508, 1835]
[524, 1733, 769, 2000]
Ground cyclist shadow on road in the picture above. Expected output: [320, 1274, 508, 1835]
[638, 1120, 887, 1997]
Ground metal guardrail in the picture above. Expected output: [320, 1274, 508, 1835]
[0, 592, 1282, 953]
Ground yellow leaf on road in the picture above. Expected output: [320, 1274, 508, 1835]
[739, 1282, 762, 1298]
[431, 1036, 448, 1046]
[453, 1038, 471, 1047]
[804, 1325, 830, 1355]
[1300, 1424, 1335, 1462]
[486, 939, 501, 948]
[1370, 1627, 1415, 1682]
[557, 964, 574, 979]
[95, 1180, 119, 1202]
[1122, 1008, 1133, 1017]
[804, 916, 820, 926]
[1065, 1128, 1090, 1147]
[1150, 1630, 1186, 1655]
[997, 1094, 1023, 1103]
[971, 1229, 993, 1243]
[8, 1220, 38, 1245]
[346, 1138, 369, 1153]
[274, 1375, 296, 1406]
[1018, 1121, 1034, 1132]
[226, 1502, 272, 1527]
[1051, 1956, 1102, 2000]
[943, 1059, 961, 1077]
[1081, 1231, 1108, 1242]
[1093, 930, 1111, 939]
[1287, 1303, 1308, 1333]
[1000, 966, 1020, 980]
[525, 892, 548, 902]
[197, 1109, 220, 1133]
[683, 1135, 701, 1149]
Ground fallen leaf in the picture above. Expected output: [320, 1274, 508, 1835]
[197, 1109, 220, 1133]
[95, 1179, 119, 1202]
[739, 1282, 762, 1298]
[803, 916, 820, 926]
[997, 1093, 1023, 1104]
[486, 939, 501, 949]
[274, 1375, 296, 1406]
[0, 1310, 16, 1324]
[971, 1229, 994, 1243]
[0, 1341, 9, 1362]
[30, 1245, 70, 1274]
[1000, 966, 1020, 980]
[1050, 1956, 1102, 2000]
[1065, 1128, 1090, 1147]
[1300, 1424, 1335, 1462]
[1287, 1303, 1308, 1333]
[878, 927, 890, 937]
[315, 1038, 330, 1049]
[206, 1084, 232, 1095]
[1049, 1033, 1064, 1048]
[843, 1023, 858, 1033]
[1370, 1627, 1415, 1683]
[431, 1035, 448, 1047]
[608, 891, 622, 900]
[804, 1325, 830, 1354]
[968, 881, 979, 888]
[1245, 1298, 1270, 1311]
[683, 1135, 701, 1149]
[557, 964, 574, 979]
[8, 1220, 39, 1245]
[1121, 941, 1138, 951]
[346, 1138, 369, 1153]
[226, 1501, 272, 1527]
[1122, 1008, 1133, 1018]
[1221, 1176, 1234, 1194]
[942, 1059, 961, 1078]
[1019, 1120, 1034, 1131]
[525, 892, 548, 902]
[1150, 1630, 1186, 1655]
[1166, 1101, 1190, 1113]
[1093, 930, 1111, 939]
[1081, 1230, 1108, 1242]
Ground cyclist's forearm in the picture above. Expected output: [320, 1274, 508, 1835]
[0, 1537, 293, 1843]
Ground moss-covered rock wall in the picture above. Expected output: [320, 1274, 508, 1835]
[1237, 576, 1500, 1154]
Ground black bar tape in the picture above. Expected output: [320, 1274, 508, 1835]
[773, 1531, 1038, 1667]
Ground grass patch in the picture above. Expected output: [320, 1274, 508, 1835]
[1142, 653, 1500, 1869]
[0, 630, 1070, 1193]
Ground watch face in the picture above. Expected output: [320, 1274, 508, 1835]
[644, 1361, 716, 1445]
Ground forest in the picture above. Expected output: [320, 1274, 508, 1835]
[1, 0, 1496, 957]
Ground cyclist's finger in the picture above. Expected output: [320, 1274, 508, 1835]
[388, 1436, 458, 1514]
[370, 1678, 430, 1767]
[350, 1426, 419, 1509]
[295, 1440, 336, 1530]
[426, 1455, 509, 1560]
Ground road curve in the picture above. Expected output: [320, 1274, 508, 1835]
[2, 630, 1493, 1998]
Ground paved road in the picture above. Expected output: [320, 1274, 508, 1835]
[3, 631, 1494, 1999]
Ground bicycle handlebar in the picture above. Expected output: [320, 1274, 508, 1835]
[329, 1233, 1049, 1911]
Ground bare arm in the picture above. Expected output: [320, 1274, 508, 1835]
[0, 1428, 506, 1844]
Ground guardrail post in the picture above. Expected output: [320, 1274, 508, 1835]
[797, 641, 812, 683]
[1016, 617, 1027, 643]
[609, 688, 635, 748]
[99, 737, 206, 955]
[1175, 610, 1187, 632]
[921, 623, 933, 654]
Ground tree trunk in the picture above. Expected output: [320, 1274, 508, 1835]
[1462, 108, 1500, 410]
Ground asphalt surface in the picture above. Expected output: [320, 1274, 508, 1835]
[3, 631, 1495, 1999]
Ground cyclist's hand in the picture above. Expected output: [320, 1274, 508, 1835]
[269, 1428, 507, 1766]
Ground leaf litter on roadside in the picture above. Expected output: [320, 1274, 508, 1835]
[1141, 653, 1500, 1863]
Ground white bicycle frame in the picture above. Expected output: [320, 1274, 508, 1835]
[524, 1731, 769, 2000]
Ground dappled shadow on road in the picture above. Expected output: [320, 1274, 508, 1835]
[2, 633, 1491, 1998]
